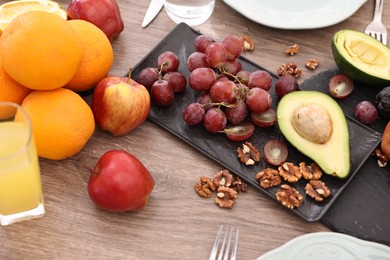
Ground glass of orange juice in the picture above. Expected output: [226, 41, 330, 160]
[0, 102, 45, 226]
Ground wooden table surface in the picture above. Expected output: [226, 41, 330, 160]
[1, 0, 389, 259]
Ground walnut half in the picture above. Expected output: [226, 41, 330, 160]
[256, 168, 281, 189]
[215, 186, 238, 208]
[237, 142, 261, 166]
[275, 184, 304, 209]
[305, 180, 331, 202]
[299, 162, 322, 180]
[194, 176, 217, 198]
[278, 162, 302, 183]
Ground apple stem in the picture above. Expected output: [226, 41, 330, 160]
[127, 68, 133, 84]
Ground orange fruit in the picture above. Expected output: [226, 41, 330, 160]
[0, 60, 32, 104]
[0, 11, 82, 90]
[20, 88, 95, 160]
[0, 0, 67, 32]
[65, 19, 114, 92]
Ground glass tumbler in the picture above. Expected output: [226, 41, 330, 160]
[164, 0, 216, 26]
[0, 102, 45, 226]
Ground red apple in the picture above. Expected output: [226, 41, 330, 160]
[92, 76, 151, 136]
[88, 150, 155, 212]
[67, 0, 124, 41]
[381, 121, 390, 159]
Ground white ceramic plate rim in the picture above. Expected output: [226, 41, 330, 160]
[257, 232, 390, 260]
[222, 0, 368, 29]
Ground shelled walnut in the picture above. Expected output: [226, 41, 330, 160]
[213, 169, 234, 187]
[305, 180, 331, 202]
[285, 44, 300, 56]
[275, 184, 304, 209]
[215, 186, 238, 208]
[305, 58, 320, 70]
[232, 176, 247, 193]
[256, 168, 281, 189]
[240, 35, 255, 51]
[299, 162, 322, 180]
[278, 162, 302, 183]
[237, 142, 261, 166]
[194, 169, 247, 209]
[194, 176, 217, 198]
[277, 62, 302, 78]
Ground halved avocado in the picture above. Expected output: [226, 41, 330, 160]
[277, 91, 350, 178]
[332, 29, 390, 87]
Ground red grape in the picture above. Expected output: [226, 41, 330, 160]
[157, 51, 179, 73]
[250, 109, 276, 127]
[355, 100, 378, 125]
[136, 67, 159, 91]
[225, 101, 247, 124]
[328, 74, 354, 99]
[248, 70, 272, 91]
[275, 74, 299, 99]
[221, 35, 243, 60]
[188, 67, 216, 92]
[187, 52, 210, 71]
[263, 139, 288, 166]
[221, 59, 242, 78]
[205, 42, 227, 68]
[236, 70, 250, 85]
[194, 34, 213, 53]
[163, 71, 187, 93]
[196, 92, 213, 111]
[183, 102, 205, 125]
[203, 107, 227, 133]
[223, 122, 255, 141]
[209, 80, 237, 103]
[245, 87, 272, 113]
[150, 79, 174, 106]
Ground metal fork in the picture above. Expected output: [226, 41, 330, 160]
[364, 0, 387, 45]
[209, 225, 239, 260]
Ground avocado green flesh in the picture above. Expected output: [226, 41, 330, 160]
[277, 91, 350, 178]
[332, 29, 390, 87]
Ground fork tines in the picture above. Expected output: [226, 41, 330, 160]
[209, 225, 239, 260]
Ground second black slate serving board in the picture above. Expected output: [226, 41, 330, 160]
[305, 69, 390, 246]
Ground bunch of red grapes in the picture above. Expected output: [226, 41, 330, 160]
[136, 51, 187, 106]
[183, 34, 282, 141]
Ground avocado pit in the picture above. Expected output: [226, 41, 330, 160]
[291, 103, 333, 144]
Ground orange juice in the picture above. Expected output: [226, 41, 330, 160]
[0, 121, 44, 219]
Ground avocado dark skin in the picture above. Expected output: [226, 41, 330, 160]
[376, 86, 390, 117]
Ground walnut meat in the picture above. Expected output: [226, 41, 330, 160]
[194, 176, 217, 198]
[213, 169, 234, 187]
[277, 62, 302, 78]
[285, 44, 300, 56]
[240, 35, 255, 51]
[232, 176, 247, 193]
[305, 180, 331, 202]
[256, 168, 281, 189]
[237, 142, 261, 166]
[275, 184, 304, 209]
[278, 162, 302, 183]
[305, 58, 320, 70]
[299, 162, 322, 180]
[215, 186, 238, 208]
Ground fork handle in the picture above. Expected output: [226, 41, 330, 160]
[374, 0, 384, 21]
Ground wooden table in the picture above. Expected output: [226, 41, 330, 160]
[1, 0, 389, 259]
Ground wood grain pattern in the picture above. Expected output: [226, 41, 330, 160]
[0, 0, 388, 259]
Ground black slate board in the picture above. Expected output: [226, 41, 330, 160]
[304, 70, 390, 246]
[130, 23, 382, 223]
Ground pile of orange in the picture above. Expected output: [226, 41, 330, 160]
[0, 1, 114, 160]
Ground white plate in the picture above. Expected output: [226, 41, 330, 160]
[222, 0, 367, 29]
[257, 232, 390, 260]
